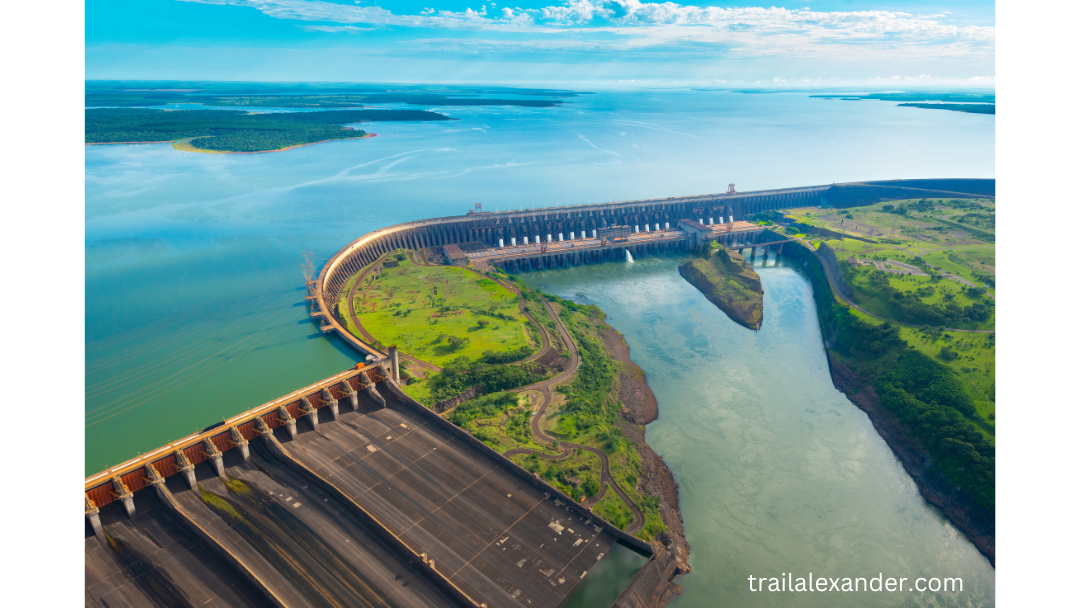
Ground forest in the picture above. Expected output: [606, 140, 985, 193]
[85, 108, 451, 152]
[784, 241, 995, 511]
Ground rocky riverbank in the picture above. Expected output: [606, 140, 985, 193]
[600, 324, 692, 574]
[679, 248, 763, 330]
[827, 354, 996, 565]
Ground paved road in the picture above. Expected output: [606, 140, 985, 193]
[504, 297, 645, 535]
[805, 239, 996, 334]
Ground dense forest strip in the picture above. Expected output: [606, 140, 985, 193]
[85, 108, 451, 152]
[783, 241, 995, 564]
[898, 103, 996, 115]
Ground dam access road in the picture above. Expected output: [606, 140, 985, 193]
[85, 178, 994, 608]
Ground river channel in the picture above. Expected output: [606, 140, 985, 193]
[521, 253, 994, 607]
[86, 88, 995, 605]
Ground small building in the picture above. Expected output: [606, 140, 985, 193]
[597, 225, 631, 242]
[443, 244, 468, 267]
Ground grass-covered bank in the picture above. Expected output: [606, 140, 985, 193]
[782, 240, 996, 563]
[679, 245, 763, 330]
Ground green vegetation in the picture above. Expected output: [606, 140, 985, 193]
[86, 108, 450, 152]
[511, 449, 604, 503]
[784, 235, 994, 511]
[444, 392, 552, 454]
[679, 246, 763, 330]
[344, 256, 538, 367]
[897, 103, 995, 115]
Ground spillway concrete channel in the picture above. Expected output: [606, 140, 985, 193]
[86, 385, 628, 608]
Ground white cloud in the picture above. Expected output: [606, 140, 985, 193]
[176, 0, 995, 58]
[299, 25, 372, 32]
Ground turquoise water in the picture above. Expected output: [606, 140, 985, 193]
[86, 88, 994, 600]
[521, 254, 995, 607]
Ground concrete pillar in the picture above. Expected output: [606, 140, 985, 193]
[709, 218, 714, 225]
[361, 370, 386, 408]
[299, 397, 318, 432]
[203, 438, 225, 477]
[634, 225, 639, 233]
[112, 476, 135, 519]
[644, 224, 650, 232]
[389, 346, 401, 384]
[85, 496, 103, 536]
[665, 222, 670, 230]
[547, 234, 552, 242]
[729, 215, 734, 223]
[229, 426, 250, 461]
[499, 238, 504, 248]
[145, 464, 172, 506]
[699, 218, 704, 224]
[592, 229, 597, 238]
[322, 387, 339, 420]
[750, 247, 756, 261]
[558, 233, 564, 242]
[278, 406, 297, 440]
[570, 231, 576, 239]
[174, 450, 196, 489]
[535, 234, 540, 243]
[523, 236, 529, 245]
[511, 237, 516, 246]
[341, 380, 358, 410]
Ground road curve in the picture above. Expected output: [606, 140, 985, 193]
[803, 239, 995, 334]
[504, 297, 645, 535]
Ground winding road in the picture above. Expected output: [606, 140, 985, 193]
[344, 246, 647, 535]
[804, 238, 996, 334]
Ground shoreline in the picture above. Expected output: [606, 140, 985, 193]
[781, 244, 996, 566]
[599, 323, 692, 573]
[84, 133, 377, 153]
[827, 354, 996, 565]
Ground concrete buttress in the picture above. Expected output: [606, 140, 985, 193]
[203, 438, 225, 477]
[175, 450, 196, 489]
[112, 476, 135, 519]
[299, 397, 318, 431]
[360, 371, 386, 408]
[85, 496, 103, 536]
[277, 406, 297, 440]
[322, 387, 339, 420]
[229, 426, 250, 461]
[341, 380, 358, 409]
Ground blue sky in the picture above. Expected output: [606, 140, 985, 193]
[86, 0, 995, 86]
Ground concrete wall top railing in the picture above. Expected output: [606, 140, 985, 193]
[84, 362, 387, 506]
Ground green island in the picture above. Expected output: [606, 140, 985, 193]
[753, 196, 996, 559]
[85, 107, 451, 152]
[897, 103, 995, 115]
[336, 251, 682, 552]
[678, 246, 763, 330]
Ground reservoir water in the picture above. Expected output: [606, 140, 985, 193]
[86, 88, 994, 604]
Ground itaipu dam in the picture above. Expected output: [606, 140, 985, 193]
[84, 178, 994, 608]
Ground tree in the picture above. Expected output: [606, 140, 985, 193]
[446, 335, 470, 351]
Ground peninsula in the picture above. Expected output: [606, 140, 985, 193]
[678, 246, 763, 330]
[85, 107, 451, 152]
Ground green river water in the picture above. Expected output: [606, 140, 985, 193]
[521, 253, 994, 607]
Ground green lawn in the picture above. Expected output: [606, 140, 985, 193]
[510, 449, 603, 503]
[845, 266, 995, 330]
[343, 257, 538, 367]
[847, 308, 995, 436]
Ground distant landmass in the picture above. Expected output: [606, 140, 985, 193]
[897, 103, 995, 115]
[84, 81, 585, 109]
[85, 107, 451, 152]
[810, 92, 995, 103]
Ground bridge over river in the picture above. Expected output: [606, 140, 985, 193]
[85, 178, 992, 608]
